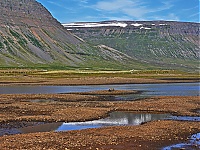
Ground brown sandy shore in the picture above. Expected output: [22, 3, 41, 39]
[0, 76, 199, 86]
[0, 91, 199, 149]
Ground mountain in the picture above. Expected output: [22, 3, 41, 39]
[0, 0, 199, 71]
[63, 21, 200, 71]
[0, 0, 136, 70]
[0, 0, 76, 67]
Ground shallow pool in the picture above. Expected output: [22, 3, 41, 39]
[0, 111, 171, 136]
[1, 111, 200, 136]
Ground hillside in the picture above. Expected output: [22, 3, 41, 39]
[0, 0, 199, 71]
[0, 0, 139, 70]
[64, 21, 200, 71]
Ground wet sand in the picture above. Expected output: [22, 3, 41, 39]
[0, 90, 199, 149]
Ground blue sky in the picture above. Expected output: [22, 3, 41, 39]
[36, 0, 199, 23]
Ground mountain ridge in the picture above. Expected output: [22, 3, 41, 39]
[0, 0, 199, 71]
[63, 20, 200, 71]
[0, 0, 151, 70]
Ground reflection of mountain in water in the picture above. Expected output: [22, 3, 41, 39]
[0, 112, 170, 136]
[101, 111, 170, 125]
[19, 122, 63, 134]
[18, 112, 170, 133]
[59, 112, 170, 128]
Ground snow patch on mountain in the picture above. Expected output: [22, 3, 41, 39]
[131, 23, 143, 27]
[63, 22, 128, 28]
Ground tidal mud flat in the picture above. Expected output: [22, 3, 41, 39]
[0, 76, 199, 149]
[0, 87, 199, 149]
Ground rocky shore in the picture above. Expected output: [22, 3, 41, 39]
[0, 89, 199, 149]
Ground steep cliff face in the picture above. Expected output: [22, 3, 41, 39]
[0, 0, 102, 68]
[64, 21, 200, 71]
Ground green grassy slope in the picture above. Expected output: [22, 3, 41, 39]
[67, 21, 199, 71]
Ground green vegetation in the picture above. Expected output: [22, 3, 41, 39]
[0, 68, 199, 81]
[1, 20, 198, 72]
[18, 38, 27, 47]
[7, 37, 14, 44]
[71, 25, 199, 72]
[9, 29, 21, 38]
[27, 35, 43, 48]
[0, 42, 3, 49]
[86, 32, 198, 61]
[9, 29, 28, 48]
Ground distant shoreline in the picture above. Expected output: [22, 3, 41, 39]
[0, 77, 199, 86]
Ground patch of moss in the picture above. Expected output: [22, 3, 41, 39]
[0, 42, 4, 49]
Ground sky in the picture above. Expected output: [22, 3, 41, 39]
[36, 0, 199, 23]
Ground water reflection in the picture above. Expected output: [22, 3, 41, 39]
[167, 116, 200, 122]
[1, 112, 200, 136]
[0, 112, 170, 136]
[19, 122, 62, 134]
[162, 133, 200, 150]
[56, 112, 170, 132]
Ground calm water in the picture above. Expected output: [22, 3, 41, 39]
[1, 111, 200, 136]
[56, 111, 170, 131]
[0, 83, 199, 97]
[0, 112, 170, 136]
[0, 83, 199, 138]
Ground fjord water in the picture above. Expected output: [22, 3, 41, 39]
[0, 82, 199, 96]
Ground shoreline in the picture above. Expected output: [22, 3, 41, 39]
[0, 80, 199, 149]
[0, 77, 199, 86]
[1, 81, 199, 86]
[0, 120, 199, 150]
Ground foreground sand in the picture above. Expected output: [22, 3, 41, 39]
[1, 121, 199, 150]
[0, 90, 199, 149]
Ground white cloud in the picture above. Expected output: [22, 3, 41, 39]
[150, 13, 180, 21]
[93, 0, 139, 11]
[80, 0, 88, 4]
[92, 0, 175, 20]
